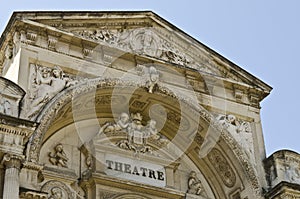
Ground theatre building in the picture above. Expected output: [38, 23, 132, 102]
[0, 11, 300, 199]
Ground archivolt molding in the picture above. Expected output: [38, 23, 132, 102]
[26, 77, 260, 195]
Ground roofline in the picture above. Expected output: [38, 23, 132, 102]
[0, 11, 272, 93]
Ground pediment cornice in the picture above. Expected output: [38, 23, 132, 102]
[0, 11, 272, 102]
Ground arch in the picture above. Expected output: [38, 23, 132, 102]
[26, 77, 260, 198]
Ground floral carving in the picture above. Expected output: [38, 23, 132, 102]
[207, 148, 236, 187]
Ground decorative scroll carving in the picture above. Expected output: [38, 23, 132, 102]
[41, 180, 75, 199]
[23, 64, 78, 119]
[48, 143, 68, 168]
[98, 112, 168, 154]
[187, 171, 205, 196]
[207, 148, 236, 187]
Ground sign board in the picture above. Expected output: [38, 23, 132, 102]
[105, 154, 166, 187]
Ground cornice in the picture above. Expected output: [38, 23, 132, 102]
[0, 11, 272, 98]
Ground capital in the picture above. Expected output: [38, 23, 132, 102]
[1, 153, 24, 169]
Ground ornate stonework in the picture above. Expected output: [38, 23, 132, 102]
[98, 112, 168, 155]
[0, 11, 293, 199]
[41, 180, 75, 199]
[48, 143, 69, 168]
[216, 114, 254, 159]
[22, 64, 79, 120]
[207, 148, 236, 188]
[187, 171, 206, 196]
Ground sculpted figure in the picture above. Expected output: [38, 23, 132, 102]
[0, 99, 11, 115]
[145, 119, 160, 139]
[99, 112, 130, 134]
[27, 66, 75, 118]
[187, 171, 204, 195]
[49, 144, 68, 168]
[147, 66, 159, 93]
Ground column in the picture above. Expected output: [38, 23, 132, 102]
[2, 154, 23, 199]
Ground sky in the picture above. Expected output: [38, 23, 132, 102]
[0, 0, 299, 156]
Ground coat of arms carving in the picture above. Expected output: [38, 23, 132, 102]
[97, 112, 168, 154]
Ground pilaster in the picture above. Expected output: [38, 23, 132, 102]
[1, 153, 23, 199]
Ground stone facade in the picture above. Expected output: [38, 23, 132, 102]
[0, 11, 297, 199]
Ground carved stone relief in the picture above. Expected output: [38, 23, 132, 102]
[216, 114, 254, 160]
[187, 171, 206, 196]
[0, 98, 12, 115]
[281, 163, 300, 184]
[72, 28, 216, 75]
[22, 64, 79, 120]
[26, 78, 260, 194]
[207, 148, 236, 188]
[97, 112, 168, 155]
[48, 143, 69, 168]
[41, 180, 75, 199]
[0, 77, 25, 117]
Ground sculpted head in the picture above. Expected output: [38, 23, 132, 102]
[52, 66, 63, 78]
[119, 112, 129, 123]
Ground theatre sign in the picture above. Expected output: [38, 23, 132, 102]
[0, 11, 299, 199]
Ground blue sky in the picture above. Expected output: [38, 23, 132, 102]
[1, 0, 299, 156]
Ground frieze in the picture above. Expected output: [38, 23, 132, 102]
[207, 148, 236, 188]
[72, 28, 217, 75]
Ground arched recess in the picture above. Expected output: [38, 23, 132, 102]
[26, 78, 261, 199]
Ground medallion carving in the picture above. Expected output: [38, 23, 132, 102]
[41, 180, 75, 199]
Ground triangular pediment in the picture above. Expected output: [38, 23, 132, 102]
[1, 11, 271, 102]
